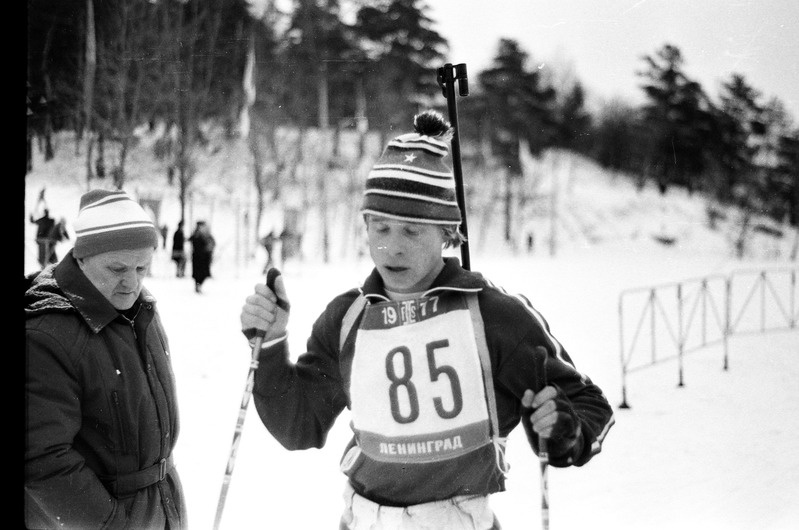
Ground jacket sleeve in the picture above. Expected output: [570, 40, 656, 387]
[490, 296, 615, 468]
[251, 295, 353, 451]
[25, 327, 127, 529]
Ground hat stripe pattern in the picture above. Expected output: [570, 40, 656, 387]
[75, 220, 158, 238]
[360, 209, 457, 226]
[364, 188, 459, 207]
[386, 135, 449, 156]
[72, 189, 159, 259]
[368, 165, 455, 183]
[361, 127, 462, 225]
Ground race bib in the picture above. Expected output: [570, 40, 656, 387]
[349, 295, 491, 464]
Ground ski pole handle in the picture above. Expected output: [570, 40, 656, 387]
[266, 268, 290, 312]
[241, 268, 289, 342]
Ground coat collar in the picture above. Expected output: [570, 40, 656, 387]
[30, 249, 157, 334]
[360, 257, 485, 302]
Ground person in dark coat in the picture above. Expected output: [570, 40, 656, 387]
[30, 208, 57, 268]
[171, 220, 187, 278]
[189, 220, 215, 293]
[25, 189, 187, 530]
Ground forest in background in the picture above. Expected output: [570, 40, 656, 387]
[27, 0, 799, 257]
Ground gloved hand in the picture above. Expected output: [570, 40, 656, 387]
[240, 269, 290, 344]
[521, 384, 582, 458]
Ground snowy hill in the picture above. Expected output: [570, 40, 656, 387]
[23, 131, 798, 277]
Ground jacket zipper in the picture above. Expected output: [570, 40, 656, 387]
[119, 310, 138, 339]
[111, 391, 130, 454]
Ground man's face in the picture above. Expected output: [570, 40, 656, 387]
[78, 247, 154, 310]
[366, 216, 445, 294]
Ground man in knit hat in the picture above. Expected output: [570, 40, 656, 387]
[239, 111, 614, 529]
[25, 189, 188, 529]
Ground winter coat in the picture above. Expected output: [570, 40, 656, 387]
[24, 251, 187, 530]
[252, 257, 615, 506]
[30, 213, 56, 241]
[171, 229, 186, 263]
[189, 230, 215, 284]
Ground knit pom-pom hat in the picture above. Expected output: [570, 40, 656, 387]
[72, 189, 159, 259]
[361, 110, 462, 225]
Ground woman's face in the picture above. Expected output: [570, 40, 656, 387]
[78, 247, 154, 310]
[366, 216, 446, 294]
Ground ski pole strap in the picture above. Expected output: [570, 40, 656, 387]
[100, 455, 173, 496]
[467, 293, 510, 475]
[339, 293, 367, 351]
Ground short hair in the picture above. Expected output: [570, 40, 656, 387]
[442, 225, 466, 249]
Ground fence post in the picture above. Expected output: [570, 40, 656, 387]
[792, 270, 797, 329]
[619, 293, 630, 409]
[723, 277, 731, 371]
[701, 279, 707, 346]
[760, 271, 767, 332]
[677, 283, 685, 387]
[650, 289, 656, 364]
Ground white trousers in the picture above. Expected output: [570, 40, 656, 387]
[340, 482, 498, 530]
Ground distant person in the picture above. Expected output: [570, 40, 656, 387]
[48, 216, 71, 263]
[160, 224, 169, 250]
[526, 231, 535, 254]
[239, 111, 615, 529]
[53, 216, 70, 244]
[30, 208, 57, 268]
[260, 230, 277, 273]
[189, 220, 215, 293]
[171, 220, 187, 278]
[24, 189, 187, 529]
[279, 227, 303, 266]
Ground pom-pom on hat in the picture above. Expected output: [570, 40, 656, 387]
[361, 110, 462, 225]
[72, 189, 159, 259]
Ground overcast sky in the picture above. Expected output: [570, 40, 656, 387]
[428, 0, 799, 119]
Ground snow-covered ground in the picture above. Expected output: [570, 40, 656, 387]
[24, 142, 799, 529]
[139, 250, 798, 530]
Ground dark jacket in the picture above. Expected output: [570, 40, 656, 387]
[30, 213, 56, 241]
[25, 251, 186, 529]
[253, 257, 615, 506]
[171, 228, 186, 262]
[189, 229, 215, 284]
[171, 228, 185, 253]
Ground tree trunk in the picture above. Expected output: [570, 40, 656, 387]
[79, 0, 97, 160]
[504, 171, 513, 243]
[549, 153, 561, 257]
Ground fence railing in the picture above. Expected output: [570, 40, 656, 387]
[618, 267, 798, 408]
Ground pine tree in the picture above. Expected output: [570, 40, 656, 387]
[638, 43, 714, 194]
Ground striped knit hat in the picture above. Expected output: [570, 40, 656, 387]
[73, 189, 159, 259]
[361, 110, 462, 225]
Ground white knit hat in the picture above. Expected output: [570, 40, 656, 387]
[72, 189, 159, 259]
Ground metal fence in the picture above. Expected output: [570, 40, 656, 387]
[618, 267, 798, 408]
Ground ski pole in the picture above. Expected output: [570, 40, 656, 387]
[535, 346, 550, 530]
[539, 427, 550, 530]
[213, 268, 288, 530]
[437, 62, 470, 271]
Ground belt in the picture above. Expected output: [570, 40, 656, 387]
[101, 456, 173, 497]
